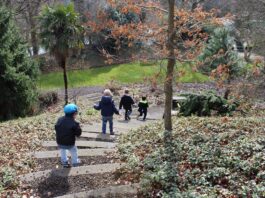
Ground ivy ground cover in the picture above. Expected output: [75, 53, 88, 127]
[118, 116, 265, 197]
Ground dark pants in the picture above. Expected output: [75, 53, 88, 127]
[125, 109, 132, 120]
[139, 109, 147, 120]
[102, 116, 113, 134]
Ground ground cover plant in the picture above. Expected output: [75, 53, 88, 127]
[117, 116, 265, 197]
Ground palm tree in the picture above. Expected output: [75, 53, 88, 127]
[39, 3, 83, 104]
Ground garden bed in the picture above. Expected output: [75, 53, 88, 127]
[117, 116, 265, 197]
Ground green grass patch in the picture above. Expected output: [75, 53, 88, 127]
[177, 63, 209, 83]
[38, 62, 209, 90]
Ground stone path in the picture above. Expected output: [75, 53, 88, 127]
[20, 91, 164, 197]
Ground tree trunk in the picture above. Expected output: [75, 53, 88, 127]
[244, 48, 251, 63]
[161, 3, 179, 193]
[62, 59, 68, 105]
[224, 88, 231, 100]
[27, 0, 39, 56]
[30, 11, 38, 56]
[31, 27, 39, 56]
[224, 78, 231, 99]
[164, 0, 176, 131]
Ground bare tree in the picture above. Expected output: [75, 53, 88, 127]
[1, 0, 56, 56]
[24, 0, 42, 56]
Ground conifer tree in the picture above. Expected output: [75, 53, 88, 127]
[200, 27, 239, 74]
[0, 6, 38, 120]
[199, 27, 241, 98]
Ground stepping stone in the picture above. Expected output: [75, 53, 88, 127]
[55, 183, 139, 198]
[42, 141, 117, 148]
[31, 148, 115, 159]
[20, 163, 123, 182]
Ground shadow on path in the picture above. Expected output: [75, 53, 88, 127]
[36, 168, 71, 197]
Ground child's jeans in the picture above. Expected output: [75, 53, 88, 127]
[125, 109, 132, 120]
[58, 145, 80, 165]
[102, 116, 113, 134]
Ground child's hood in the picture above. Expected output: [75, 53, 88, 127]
[101, 96, 112, 104]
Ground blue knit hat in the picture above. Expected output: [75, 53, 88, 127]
[64, 104, 78, 114]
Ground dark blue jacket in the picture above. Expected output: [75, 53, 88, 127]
[119, 95, 135, 110]
[55, 116, 82, 146]
[94, 96, 119, 117]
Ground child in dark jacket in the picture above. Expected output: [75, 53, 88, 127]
[138, 96, 149, 121]
[119, 89, 135, 120]
[94, 89, 119, 135]
[55, 104, 82, 168]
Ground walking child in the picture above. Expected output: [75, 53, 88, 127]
[55, 104, 82, 168]
[94, 89, 119, 135]
[138, 96, 149, 121]
[119, 89, 135, 120]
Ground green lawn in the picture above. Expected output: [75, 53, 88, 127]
[177, 63, 209, 83]
[38, 62, 209, 90]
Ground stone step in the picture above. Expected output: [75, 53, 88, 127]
[82, 125, 128, 134]
[32, 148, 115, 159]
[81, 123, 147, 136]
[81, 130, 122, 136]
[42, 141, 117, 148]
[20, 163, 123, 182]
[90, 119, 152, 130]
[80, 132, 117, 140]
[55, 184, 139, 198]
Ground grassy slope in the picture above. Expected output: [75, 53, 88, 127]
[38, 62, 209, 90]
